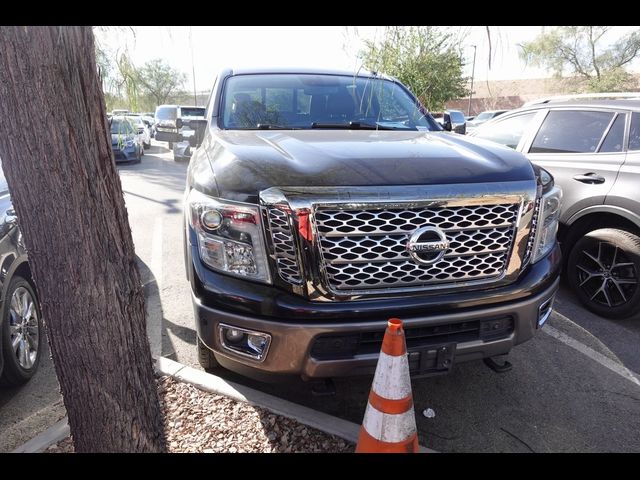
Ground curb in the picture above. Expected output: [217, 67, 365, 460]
[13, 356, 435, 453]
[12, 417, 69, 453]
[155, 357, 435, 453]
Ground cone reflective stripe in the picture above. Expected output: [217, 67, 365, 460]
[356, 318, 419, 453]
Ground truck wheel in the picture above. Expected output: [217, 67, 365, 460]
[0, 276, 43, 386]
[567, 228, 640, 320]
[197, 337, 220, 372]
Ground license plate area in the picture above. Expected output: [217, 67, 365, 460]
[408, 343, 456, 378]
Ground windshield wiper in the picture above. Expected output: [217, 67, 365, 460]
[310, 121, 411, 130]
[255, 123, 302, 130]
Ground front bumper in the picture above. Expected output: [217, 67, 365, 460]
[112, 146, 139, 162]
[192, 245, 561, 380]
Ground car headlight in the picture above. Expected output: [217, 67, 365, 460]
[187, 189, 271, 284]
[531, 185, 562, 263]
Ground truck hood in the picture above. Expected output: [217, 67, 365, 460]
[202, 130, 535, 202]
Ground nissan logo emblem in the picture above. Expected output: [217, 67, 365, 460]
[406, 226, 450, 264]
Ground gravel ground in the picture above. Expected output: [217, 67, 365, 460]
[45, 375, 354, 453]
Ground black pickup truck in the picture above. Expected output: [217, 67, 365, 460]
[182, 68, 562, 381]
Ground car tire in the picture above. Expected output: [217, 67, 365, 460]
[567, 228, 640, 320]
[197, 337, 220, 372]
[144, 141, 150, 149]
[0, 276, 43, 386]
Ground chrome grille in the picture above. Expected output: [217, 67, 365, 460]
[315, 204, 520, 291]
[523, 197, 541, 265]
[267, 208, 302, 284]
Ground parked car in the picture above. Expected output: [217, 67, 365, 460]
[109, 117, 143, 163]
[466, 110, 508, 134]
[173, 106, 206, 162]
[183, 67, 560, 381]
[0, 161, 43, 386]
[434, 109, 467, 134]
[126, 115, 151, 149]
[154, 105, 179, 147]
[469, 97, 640, 320]
[141, 114, 156, 138]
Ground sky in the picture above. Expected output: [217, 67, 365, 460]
[96, 26, 640, 94]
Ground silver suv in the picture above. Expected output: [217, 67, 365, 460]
[470, 97, 640, 320]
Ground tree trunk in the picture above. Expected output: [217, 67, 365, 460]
[0, 26, 165, 452]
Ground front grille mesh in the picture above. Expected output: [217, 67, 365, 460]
[267, 208, 302, 284]
[314, 204, 520, 291]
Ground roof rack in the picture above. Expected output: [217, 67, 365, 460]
[523, 92, 640, 107]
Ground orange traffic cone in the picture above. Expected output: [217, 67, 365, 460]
[356, 318, 419, 453]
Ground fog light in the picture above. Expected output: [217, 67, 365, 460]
[219, 324, 271, 362]
[224, 328, 245, 343]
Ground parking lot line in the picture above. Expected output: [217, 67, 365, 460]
[542, 320, 640, 388]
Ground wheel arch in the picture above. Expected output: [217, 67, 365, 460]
[1, 256, 35, 312]
[560, 206, 640, 251]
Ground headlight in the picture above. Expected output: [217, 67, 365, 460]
[187, 189, 271, 284]
[531, 185, 562, 263]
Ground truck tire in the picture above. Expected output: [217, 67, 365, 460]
[197, 337, 220, 371]
[567, 228, 640, 320]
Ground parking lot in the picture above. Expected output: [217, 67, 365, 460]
[1, 141, 639, 452]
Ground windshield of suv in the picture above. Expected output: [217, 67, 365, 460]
[180, 107, 205, 118]
[110, 119, 134, 135]
[474, 111, 494, 122]
[220, 73, 439, 130]
[156, 106, 177, 120]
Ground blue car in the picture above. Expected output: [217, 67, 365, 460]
[110, 117, 143, 163]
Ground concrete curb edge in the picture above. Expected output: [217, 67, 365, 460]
[12, 417, 69, 453]
[12, 356, 435, 453]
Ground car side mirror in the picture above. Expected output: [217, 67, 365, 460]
[184, 119, 208, 147]
[175, 118, 183, 129]
[443, 120, 452, 131]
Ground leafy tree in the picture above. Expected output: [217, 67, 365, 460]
[0, 25, 165, 452]
[519, 26, 640, 92]
[137, 58, 186, 107]
[359, 26, 469, 111]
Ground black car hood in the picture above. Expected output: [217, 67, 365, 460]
[201, 130, 535, 202]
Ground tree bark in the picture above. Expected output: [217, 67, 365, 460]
[0, 26, 165, 452]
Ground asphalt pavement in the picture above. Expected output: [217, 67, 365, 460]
[1, 140, 638, 452]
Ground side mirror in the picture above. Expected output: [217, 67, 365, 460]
[443, 120, 452, 131]
[175, 118, 183, 129]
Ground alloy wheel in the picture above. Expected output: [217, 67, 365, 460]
[575, 240, 638, 308]
[8, 286, 39, 369]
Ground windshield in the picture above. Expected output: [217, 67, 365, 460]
[220, 73, 439, 130]
[180, 107, 205, 118]
[126, 116, 143, 126]
[110, 119, 134, 134]
[474, 111, 494, 122]
[156, 106, 177, 120]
